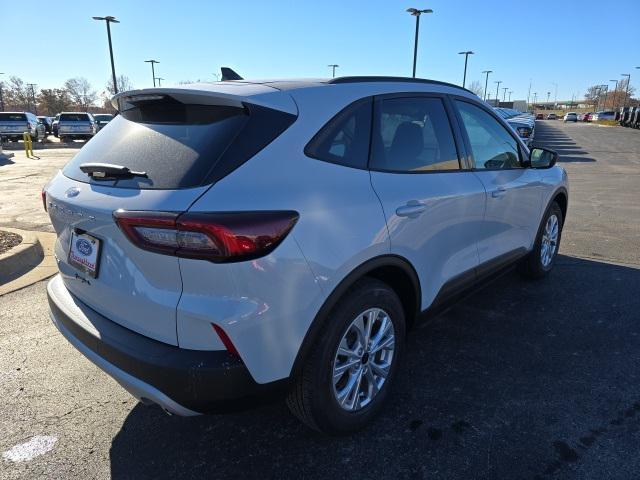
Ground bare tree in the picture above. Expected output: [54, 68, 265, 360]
[468, 80, 484, 97]
[63, 77, 98, 110]
[4, 76, 30, 111]
[105, 75, 134, 96]
[37, 89, 72, 115]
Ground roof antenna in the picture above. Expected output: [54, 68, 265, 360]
[221, 67, 243, 81]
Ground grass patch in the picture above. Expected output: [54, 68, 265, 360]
[596, 120, 619, 126]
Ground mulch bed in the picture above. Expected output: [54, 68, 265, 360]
[0, 231, 22, 255]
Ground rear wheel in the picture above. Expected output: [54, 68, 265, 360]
[519, 201, 563, 279]
[286, 278, 405, 435]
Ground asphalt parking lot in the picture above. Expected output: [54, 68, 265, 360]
[1, 122, 639, 479]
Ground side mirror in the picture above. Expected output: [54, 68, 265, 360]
[529, 147, 558, 169]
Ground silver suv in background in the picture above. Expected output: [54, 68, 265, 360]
[45, 77, 568, 434]
[57, 112, 97, 143]
[93, 113, 114, 131]
[0, 112, 46, 143]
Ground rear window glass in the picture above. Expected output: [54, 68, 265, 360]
[0, 113, 27, 122]
[60, 113, 90, 122]
[62, 104, 249, 189]
[93, 114, 113, 122]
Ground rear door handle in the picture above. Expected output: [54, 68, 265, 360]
[396, 202, 426, 217]
[491, 188, 507, 198]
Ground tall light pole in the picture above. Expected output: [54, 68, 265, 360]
[407, 8, 433, 78]
[508, 90, 513, 102]
[621, 73, 631, 107]
[502, 87, 508, 102]
[93, 16, 120, 95]
[155, 77, 164, 87]
[527, 78, 532, 106]
[328, 64, 339, 78]
[27, 83, 37, 115]
[546, 91, 551, 106]
[482, 70, 492, 101]
[533, 92, 538, 105]
[610, 79, 619, 109]
[601, 84, 609, 110]
[145, 59, 160, 87]
[0, 73, 4, 112]
[458, 51, 474, 88]
[494, 80, 502, 106]
[551, 82, 558, 107]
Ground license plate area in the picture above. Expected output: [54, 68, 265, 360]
[68, 230, 101, 278]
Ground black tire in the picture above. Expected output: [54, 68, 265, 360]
[519, 201, 563, 279]
[286, 277, 405, 435]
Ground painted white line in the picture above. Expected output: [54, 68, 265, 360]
[2, 435, 57, 462]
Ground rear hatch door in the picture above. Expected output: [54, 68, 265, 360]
[47, 87, 286, 345]
[0, 113, 28, 134]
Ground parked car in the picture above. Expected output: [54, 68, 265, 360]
[0, 112, 46, 143]
[563, 112, 578, 122]
[52, 114, 60, 137]
[92, 113, 114, 131]
[57, 112, 97, 143]
[37, 116, 53, 135]
[495, 107, 535, 146]
[536, 113, 544, 120]
[547, 113, 557, 120]
[582, 112, 592, 122]
[591, 111, 615, 122]
[44, 76, 568, 434]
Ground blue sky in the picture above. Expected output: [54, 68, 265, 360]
[4, 0, 639, 101]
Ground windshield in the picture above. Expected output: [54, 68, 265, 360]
[59, 113, 90, 122]
[0, 113, 27, 122]
[93, 114, 113, 122]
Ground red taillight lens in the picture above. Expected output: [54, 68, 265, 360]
[41, 189, 47, 212]
[113, 210, 299, 262]
[212, 324, 240, 358]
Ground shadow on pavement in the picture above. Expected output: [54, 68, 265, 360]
[533, 122, 596, 162]
[110, 255, 640, 479]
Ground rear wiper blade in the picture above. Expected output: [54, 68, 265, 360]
[79, 163, 147, 180]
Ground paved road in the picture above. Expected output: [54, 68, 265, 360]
[1, 122, 639, 479]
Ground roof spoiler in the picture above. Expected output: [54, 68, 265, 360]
[221, 67, 243, 81]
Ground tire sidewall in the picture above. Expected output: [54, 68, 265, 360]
[309, 280, 405, 434]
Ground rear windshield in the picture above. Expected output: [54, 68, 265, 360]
[93, 114, 113, 122]
[60, 113, 90, 122]
[63, 103, 250, 189]
[0, 113, 27, 122]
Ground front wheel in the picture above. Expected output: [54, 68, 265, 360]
[519, 201, 563, 279]
[286, 278, 405, 435]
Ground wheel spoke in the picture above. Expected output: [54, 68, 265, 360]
[346, 368, 364, 410]
[365, 367, 379, 396]
[333, 358, 360, 380]
[370, 361, 390, 379]
[371, 334, 394, 354]
[364, 309, 377, 344]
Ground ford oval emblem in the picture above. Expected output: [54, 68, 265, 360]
[76, 239, 93, 256]
[65, 187, 81, 198]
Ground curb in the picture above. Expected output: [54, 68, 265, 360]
[0, 228, 57, 296]
[0, 228, 43, 282]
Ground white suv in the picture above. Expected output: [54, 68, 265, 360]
[45, 77, 568, 434]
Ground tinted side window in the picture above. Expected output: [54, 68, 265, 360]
[305, 99, 372, 169]
[455, 100, 521, 170]
[370, 97, 459, 172]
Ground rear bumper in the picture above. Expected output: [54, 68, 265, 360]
[47, 275, 287, 415]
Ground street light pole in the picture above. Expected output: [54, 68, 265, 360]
[0, 73, 4, 112]
[609, 79, 619, 109]
[552, 82, 558, 107]
[407, 8, 433, 78]
[27, 83, 37, 115]
[155, 77, 164, 87]
[494, 80, 502, 106]
[328, 64, 339, 78]
[601, 85, 609, 110]
[621, 73, 631, 107]
[533, 92, 537, 105]
[145, 60, 160, 87]
[458, 51, 474, 88]
[502, 87, 508, 102]
[93, 16, 120, 95]
[546, 91, 551, 106]
[508, 90, 513, 102]
[482, 70, 492, 101]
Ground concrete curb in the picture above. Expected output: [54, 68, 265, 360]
[0, 228, 57, 296]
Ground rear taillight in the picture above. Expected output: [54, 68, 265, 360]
[113, 210, 299, 262]
[41, 189, 47, 212]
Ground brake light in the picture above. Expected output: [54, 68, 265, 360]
[113, 210, 299, 262]
[41, 189, 47, 212]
